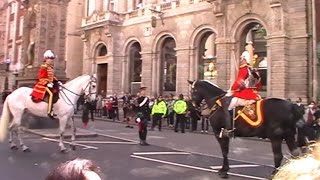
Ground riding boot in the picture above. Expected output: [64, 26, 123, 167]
[219, 97, 234, 138]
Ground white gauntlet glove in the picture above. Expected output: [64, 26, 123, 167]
[225, 90, 233, 97]
[136, 118, 141, 123]
[58, 81, 63, 86]
[47, 83, 53, 88]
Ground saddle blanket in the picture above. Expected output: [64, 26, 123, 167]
[235, 100, 264, 127]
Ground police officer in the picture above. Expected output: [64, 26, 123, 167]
[136, 87, 150, 145]
[151, 95, 167, 131]
[173, 94, 188, 133]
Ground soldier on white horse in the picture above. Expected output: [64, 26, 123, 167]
[0, 74, 97, 152]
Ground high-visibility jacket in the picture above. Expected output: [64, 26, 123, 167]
[173, 99, 187, 114]
[151, 100, 167, 115]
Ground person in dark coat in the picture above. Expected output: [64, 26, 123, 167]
[135, 87, 150, 146]
[187, 99, 200, 132]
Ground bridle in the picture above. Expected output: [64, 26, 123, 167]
[59, 77, 97, 106]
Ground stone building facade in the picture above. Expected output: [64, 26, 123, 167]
[62, 0, 320, 101]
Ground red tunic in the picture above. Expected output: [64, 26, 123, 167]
[231, 64, 261, 100]
[31, 63, 57, 100]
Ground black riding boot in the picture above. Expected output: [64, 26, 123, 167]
[219, 97, 234, 138]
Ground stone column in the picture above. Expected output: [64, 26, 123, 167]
[188, 47, 196, 81]
[96, 0, 103, 12]
[215, 41, 230, 90]
[118, 0, 128, 12]
[175, 47, 190, 96]
[267, 36, 288, 99]
[140, 51, 153, 96]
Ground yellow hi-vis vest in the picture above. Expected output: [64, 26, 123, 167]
[151, 100, 167, 115]
[173, 100, 187, 114]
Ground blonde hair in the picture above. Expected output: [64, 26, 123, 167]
[273, 142, 320, 180]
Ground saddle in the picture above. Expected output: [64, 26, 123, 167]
[214, 98, 264, 128]
[234, 100, 264, 127]
[31, 81, 60, 104]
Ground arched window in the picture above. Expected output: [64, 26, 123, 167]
[198, 32, 217, 83]
[161, 37, 176, 92]
[129, 43, 142, 82]
[96, 44, 107, 57]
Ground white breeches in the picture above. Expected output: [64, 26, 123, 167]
[228, 97, 255, 110]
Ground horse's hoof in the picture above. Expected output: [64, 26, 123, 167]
[219, 172, 229, 179]
[60, 149, 68, 153]
[23, 148, 31, 152]
[10, 145, 18, 150]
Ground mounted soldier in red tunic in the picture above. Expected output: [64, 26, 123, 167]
[30, 50, 62, 118]
[220, 50, 262, 138]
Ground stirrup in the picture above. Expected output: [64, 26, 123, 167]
[219, 128, 234, 138]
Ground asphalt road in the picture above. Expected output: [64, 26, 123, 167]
[0, 116, 293, 180]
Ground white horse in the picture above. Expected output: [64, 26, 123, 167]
[0, 74, 97, 152]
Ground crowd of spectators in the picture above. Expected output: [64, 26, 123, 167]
[75, 91, 216, 133]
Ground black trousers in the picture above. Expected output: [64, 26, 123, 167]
[152, 114, 163, 130]
[201, 117, 209, 131]
[167, 112, 174, 126]
[139, 121, 148, 141]
[175, 114, 186, 133]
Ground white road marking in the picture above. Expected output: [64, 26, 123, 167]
[131, 155, 267, 180]
[75, 140, 137, 145]
[89, 129, 139, 143]
[210, 164, 260, 169]
[133, 152, 191, 155]
[42, 137, 99, 150]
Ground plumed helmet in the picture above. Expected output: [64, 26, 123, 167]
[43, 50, 56, 59]
[241, 51, 250, 63]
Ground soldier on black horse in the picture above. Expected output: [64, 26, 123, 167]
[220, 50, 262, 138]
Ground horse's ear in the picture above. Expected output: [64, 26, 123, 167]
[188, 80, 194, 85]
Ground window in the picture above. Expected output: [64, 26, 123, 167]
[19, 17, 24, 37]
[87, 0, 96, 16]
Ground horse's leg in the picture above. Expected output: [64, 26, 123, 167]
[8, 125, 18, 150]
[285, 133, 300, 157]
[216, 136, 230, 179]
[59, 118, 68, 153]
[70, 117, 76, 151]
[270, 138, 283, 175]
[17, 126, 30, 152]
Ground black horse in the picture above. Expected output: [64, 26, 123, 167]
[188, 80, 304, 178]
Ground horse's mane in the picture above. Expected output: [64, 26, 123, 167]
[197, 80, 226, 95]
[64, 74, 91, 87]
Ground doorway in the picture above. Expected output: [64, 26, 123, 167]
[97, 63, 108, 93]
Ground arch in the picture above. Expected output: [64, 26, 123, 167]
[122, 38, 142, 94]
[189, 24, 218, 48]
[91, 41, 108, 58]
[152, 32, 177, 95]
[230, 13, 270, 42]
[189, 25, 217, 82]
[123, 37, 142, 55]
[152, 31, 177, 52]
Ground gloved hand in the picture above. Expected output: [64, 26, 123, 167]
[225, 90, 233, 97]
[58, 81, 63, 86]
[47, 83, 53, 88]
[136, 118, 141, 123]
